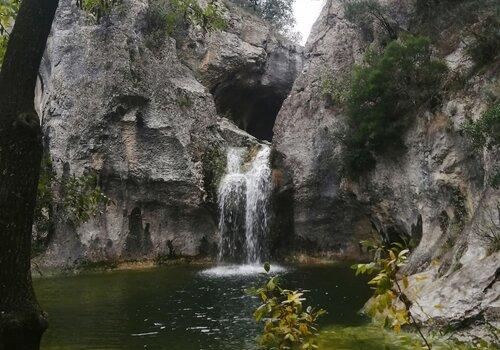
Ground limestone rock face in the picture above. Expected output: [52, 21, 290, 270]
[35, 0, 300, 267]
[180, 1, 303, 141]
[273, 0, 499, 338]
[273, 0, 369, 257]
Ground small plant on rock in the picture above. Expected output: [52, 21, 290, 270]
[61, 171, 110, 226]
[352, 240, 432, 350]
[77, 0, 121, 23]
[247, 263, 326, 349]
[473, 201, 500, 255]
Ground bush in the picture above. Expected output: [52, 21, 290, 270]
[232, 0, 295, 34]
[61, 172, 110, 225]
[247, 263, 326, 349]
[462, 103, 500, 150]
[202, 146, 227, 204]
[466, 15, 500, 68]
[145, 0, 226, 47]
[77, 0, 121, 23]
[322, 72, 351, 106]
[473, 202, 500, 255]
[33, 159, 110, 255]
[342, 0, 399, 41]
[340, 35, 447, 176]
[490, 167, 500, 189]
[413, 0, 499, 45]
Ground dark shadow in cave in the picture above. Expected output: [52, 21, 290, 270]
[213, 84, 286, 142]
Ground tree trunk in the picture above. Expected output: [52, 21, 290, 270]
[0, 0, 59, 349]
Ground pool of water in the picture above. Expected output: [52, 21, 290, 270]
[35, 263, 373, 350]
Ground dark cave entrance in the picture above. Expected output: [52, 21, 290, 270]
[213, 84, 286, 142]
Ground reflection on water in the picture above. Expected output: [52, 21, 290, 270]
[35, 263, 372, 350]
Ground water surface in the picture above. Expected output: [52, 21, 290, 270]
[35, 263, 371, 349]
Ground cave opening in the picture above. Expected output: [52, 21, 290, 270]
[213, 84, 286, 142]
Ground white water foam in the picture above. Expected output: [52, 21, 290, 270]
[200, 264, 287, 277]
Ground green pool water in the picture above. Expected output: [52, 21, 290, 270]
[34, 263, 483, 350]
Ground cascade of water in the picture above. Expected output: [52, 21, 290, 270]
[217, 145, 272, 264]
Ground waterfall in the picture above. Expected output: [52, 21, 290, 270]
[217, 145, 272, 264]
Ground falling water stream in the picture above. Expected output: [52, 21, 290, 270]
[217, 145, 272, 265]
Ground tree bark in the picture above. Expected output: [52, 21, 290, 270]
[0, 0, 59, 349]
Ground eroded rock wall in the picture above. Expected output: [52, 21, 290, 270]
[273, 0, 499, 338]
[35, 0, 300, 268]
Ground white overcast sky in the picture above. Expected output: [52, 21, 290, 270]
[293, 0, 325, 45]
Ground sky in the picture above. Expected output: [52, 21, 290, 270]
[293, 0, 326, 45]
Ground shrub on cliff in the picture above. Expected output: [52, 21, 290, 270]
[462, 102, 500, 150]
[232, 0, 295, 35]
[145, 0, 227, 47]
[342, 0, 399, 41]
[466, 15, 500, 69]
[33, 158, 110, 256]
[341, 35, 448, 176]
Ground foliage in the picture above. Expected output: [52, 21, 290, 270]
[165, 0, 226, 35]
[0, 0, 19, 65]
[33, 159, 109, 256]
[340, 35, 447, 177]
[413, 0, 499, 45]
[61, 171, 110, 225]
[177, 95, 193, 108]
[247, 263, 326, 349]
[145, 0, 226, 47]
[233, 0, 295, 34]
[352, 240, 431, 350]
[490, 167, 500, 189]
[465, 15, 500, 68]
[77, 0, 121, 23]
[34, 157, 56, 239]
[462, 103, 500, 150]
[473, 201, 500, 255]
[321, 72, 351, 106]
[202, 146, 227, 204]
[34, 161, 110, 238]
[342, 0, 398, 40]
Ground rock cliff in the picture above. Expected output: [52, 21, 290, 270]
[34, 0, 301, 267]
[273, 0, 499, 340]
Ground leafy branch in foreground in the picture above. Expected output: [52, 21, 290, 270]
[0, 0, 20, 64]
[352, 240, 432, 350]
[247, 263, 326, 349]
